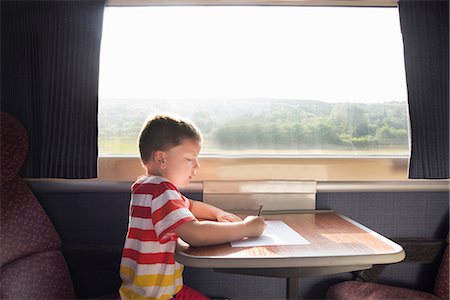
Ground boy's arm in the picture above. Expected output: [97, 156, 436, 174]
[190, 200, 242, 222]
[173, 216, 265, 247]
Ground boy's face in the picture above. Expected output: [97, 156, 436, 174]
[159, 138, 201, 187]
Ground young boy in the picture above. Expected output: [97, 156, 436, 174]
[119, 115, 266, 300]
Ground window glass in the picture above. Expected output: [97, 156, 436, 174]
[99, 6, 408, 156]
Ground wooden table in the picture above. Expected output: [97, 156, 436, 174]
[175, 211, 405, 299]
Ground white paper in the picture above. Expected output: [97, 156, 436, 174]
[231, 220, 310, 247]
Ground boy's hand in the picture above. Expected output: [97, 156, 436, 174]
[216, 211, 242, 223]
[243, 216, 266, 237]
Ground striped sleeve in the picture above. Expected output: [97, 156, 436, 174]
[151, 181, 196, 240]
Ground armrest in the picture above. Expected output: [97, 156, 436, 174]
[353, 238, 447, 282]
[395, 238, 447, 263]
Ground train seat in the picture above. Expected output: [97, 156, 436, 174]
[326, 237, 449, 300]
[0, 112, 75, 299]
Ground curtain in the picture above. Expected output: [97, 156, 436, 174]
[398, 0, 449, 179]
[1, 0, 105, 178]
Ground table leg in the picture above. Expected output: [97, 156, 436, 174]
[286, 277, 299, 299]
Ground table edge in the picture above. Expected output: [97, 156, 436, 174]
[175, 212, 406, 268]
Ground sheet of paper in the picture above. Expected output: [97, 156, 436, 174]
[231, 220, 310, 247]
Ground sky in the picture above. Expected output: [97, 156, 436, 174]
[98, 6, 408, 103]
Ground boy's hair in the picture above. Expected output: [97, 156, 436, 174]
[139, 115, 202, 164]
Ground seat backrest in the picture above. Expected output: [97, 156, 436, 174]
[0, 112, 75, 299]
[433, 237, 449, 300]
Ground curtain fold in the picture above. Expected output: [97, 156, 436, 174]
[398, 0, 449, 179]
[1, 0, 105, 178]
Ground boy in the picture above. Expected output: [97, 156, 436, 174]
[119, 115, 266, 300]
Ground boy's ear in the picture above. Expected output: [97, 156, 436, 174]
[153, 151, 166, 168]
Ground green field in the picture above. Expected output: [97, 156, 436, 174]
[99, 138, 408, 156]
[99, 99, 409, 156]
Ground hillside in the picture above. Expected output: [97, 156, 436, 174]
[99, 98, 409, 155]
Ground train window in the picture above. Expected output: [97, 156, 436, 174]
[98, 6, 408, 157]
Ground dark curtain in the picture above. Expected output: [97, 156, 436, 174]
[398, 1, 449, 179]
[1, 0, 105, 178]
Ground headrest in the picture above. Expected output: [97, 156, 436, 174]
[1, 112, 29, 185]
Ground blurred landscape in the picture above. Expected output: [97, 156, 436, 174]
[99, 98, 409, 156]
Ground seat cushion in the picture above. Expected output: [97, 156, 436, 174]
[326, 281, 441, 300]
[1, 111, 61, 266]
[434, 246, 449, 299]
[0, 177, 61, 266]
[0, 250, 75, 299]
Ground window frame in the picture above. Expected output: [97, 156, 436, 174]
[105, 0, 398, 8]
[99, 0, 412, 182]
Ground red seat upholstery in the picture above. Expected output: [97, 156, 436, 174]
[434, 244, 449, 299]
[327, 241, 449, 300]
[0, 112, 75, 299]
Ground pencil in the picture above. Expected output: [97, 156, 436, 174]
[257, 204, 263, 216]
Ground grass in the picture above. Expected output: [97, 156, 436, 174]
[99, 139, 408, 156]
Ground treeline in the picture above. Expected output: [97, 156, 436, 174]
[99, 99, 409, 153]
[193, 100, 408, 150]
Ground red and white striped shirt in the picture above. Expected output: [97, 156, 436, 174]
[119, 176, 196, 300]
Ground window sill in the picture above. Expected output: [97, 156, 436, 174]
[25, 178, 449, 193]
[98, 156, 410, 181]
[26, 156, 449, 193]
